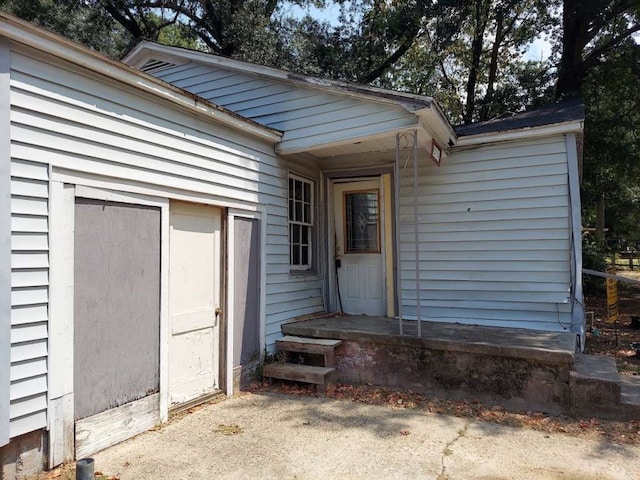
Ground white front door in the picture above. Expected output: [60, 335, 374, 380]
[169, 201, 221, 405]
[334, 179, 385, 316]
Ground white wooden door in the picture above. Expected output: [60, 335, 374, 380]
[169, 202, 221, 405]
[334, 179, 385, 316]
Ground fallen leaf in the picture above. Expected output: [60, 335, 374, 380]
[214, 424, 244, 435]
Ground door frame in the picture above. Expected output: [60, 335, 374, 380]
[225, 208, 266, 396]
[48, 181, 170, 465]
[324, 169, 396, 318]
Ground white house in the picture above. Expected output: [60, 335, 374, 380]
[0, 12, 584, 477]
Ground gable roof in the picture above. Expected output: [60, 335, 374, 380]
[0, 12, 281, 142]
[125, 41, 438, 112]
[123, 41, 457, 152]
[455, 97, 585, 137]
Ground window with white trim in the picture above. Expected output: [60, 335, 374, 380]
[288, 174, 313, 270]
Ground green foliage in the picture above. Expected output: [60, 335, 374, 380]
[582, 234, 607, 295]
[581, 41, 640, 243]
[0, 0, 130, 57]
[252, 348, 283, 382]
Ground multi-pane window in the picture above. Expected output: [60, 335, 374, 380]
[289, 174, 313, 270]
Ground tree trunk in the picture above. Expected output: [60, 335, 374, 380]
[555, 0, 588, 98]
[463, 0, 489, 123]
[479, 11, 503, 121]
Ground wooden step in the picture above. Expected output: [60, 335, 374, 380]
[263, 363, 335, 392]
[276, 335, 342, 355]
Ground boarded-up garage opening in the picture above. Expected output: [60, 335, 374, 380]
[73, 198, 160, 426]
[233, 217, 261, 388]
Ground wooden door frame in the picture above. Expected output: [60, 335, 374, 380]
[225, 208, 266, 396]
[325, 172, 395, 317]
[48, 180, 170, 466]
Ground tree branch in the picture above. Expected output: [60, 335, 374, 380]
[102, 3, 144, 39]
[359, 28, 422, 83]
[583, 23, 640, 69]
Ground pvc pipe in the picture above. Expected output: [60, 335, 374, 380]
[76, 458, 95, 480]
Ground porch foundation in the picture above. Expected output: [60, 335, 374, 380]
[283, 316, 578, 414]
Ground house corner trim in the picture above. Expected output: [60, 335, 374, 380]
[566, 132, 584, 349]
[0, 38, 11, 447]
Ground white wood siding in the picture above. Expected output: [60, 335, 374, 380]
[398, 136, 573, 332]
[8, 45, 323, 435]
[150, 61, 417, 153]
[10, 160, 49, 438]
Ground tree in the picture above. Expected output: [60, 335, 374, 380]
[0, 0, 130, 57]
[90, 1, 342, 62]
[360, 0, 554, 123]
[556, 0, 640, 98]
[581, 41, 640, 243]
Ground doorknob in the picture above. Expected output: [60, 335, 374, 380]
[215, 306, 222, 317]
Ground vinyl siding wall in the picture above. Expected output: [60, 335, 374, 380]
[147, 61, 417, 153]
[9, 160, 48, 438]
[7, 44, 322, 437]
[398, 135, 573, 331]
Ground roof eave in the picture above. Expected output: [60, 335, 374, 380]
[416, 106, 458, 149]
[454, 120, 584, 149]
[0, 13, 281, 143]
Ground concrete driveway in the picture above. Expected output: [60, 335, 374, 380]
[92, 392, 639, 480]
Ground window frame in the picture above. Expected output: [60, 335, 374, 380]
[288, 173, 314, 271]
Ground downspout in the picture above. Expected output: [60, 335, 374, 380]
[566, 132, 585, 351]
[412, 130, 421, 337]
[395, 134, 403, 335]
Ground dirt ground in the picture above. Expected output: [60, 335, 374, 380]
[37, 392, 640, 480]
[584, 268, 640, 376]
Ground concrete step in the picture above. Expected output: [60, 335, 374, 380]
[263, 363, 336, 392]
[620, 375, 640, 405]
[620, 375, 640, 419]
[570, 355, 621, 416]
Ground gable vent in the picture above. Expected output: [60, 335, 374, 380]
[140, 58, 179, 74]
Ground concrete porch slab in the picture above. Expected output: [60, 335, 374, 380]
[282, 315, 578, 414]
[283, 315, 578, 364]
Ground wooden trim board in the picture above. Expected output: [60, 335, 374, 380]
[0, 38, 11, 447]
[75, 393, 160, 459]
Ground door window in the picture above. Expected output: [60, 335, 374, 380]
[344, 190, 380, 253]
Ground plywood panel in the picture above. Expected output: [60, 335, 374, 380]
[74, 198, 160, 420]
[233, 218, 261, 366]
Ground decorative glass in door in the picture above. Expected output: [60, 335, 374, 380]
[344, 190, 380, 253]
